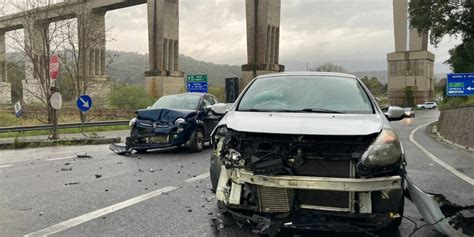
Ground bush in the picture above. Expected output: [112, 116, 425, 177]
[208, 87, 225, 102]
[439, 96, 474, 110]
[108, 84, 155, 110]
[0, 113, 20, 127]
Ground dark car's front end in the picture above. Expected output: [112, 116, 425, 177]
[127, 108, 198, 150]
[121, 93, 206, 152]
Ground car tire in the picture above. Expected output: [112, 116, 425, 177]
[433, 106, 437, 109]
[420, 106, 425, 110]
[210, 153, 222, 193]
[189, 128, 205, 152]
[135, 149, 147, 154]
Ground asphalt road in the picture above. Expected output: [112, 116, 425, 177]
[0, 110, 472, 237]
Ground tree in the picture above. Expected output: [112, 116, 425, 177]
[409, 0, 474, 72]
[108, 84, 155, 110]
[360, 76, 387, 96]
[310, 62, 348, 73]
[7, 0, 68, 139]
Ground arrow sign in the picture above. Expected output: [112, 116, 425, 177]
[77, 95, 93, 112]
[468, 87, 473, 91]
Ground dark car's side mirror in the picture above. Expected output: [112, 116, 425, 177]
[384, 106, 405, 121]
[211, 103, 227, 115]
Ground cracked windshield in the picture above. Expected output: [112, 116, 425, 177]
[0, 0, 472, 237]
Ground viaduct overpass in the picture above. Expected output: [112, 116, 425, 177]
[0, 0, 433, 106]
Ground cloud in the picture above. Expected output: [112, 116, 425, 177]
[101, 0, 458, 72]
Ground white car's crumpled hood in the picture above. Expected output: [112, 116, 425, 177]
[224, 111, 383, 136]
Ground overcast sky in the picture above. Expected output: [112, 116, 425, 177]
[3, 0, 461, 72]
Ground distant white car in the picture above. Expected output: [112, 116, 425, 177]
[416, 102, 437, 110]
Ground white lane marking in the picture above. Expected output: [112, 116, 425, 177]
[0, 164, 13, 168]
[45, 156, 76, 161]
[24, 186, 177, 237]
[185, 172, 210, 183]
[409, 121, 474, 186]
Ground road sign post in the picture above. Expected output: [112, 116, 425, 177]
[446, 73, 474, 96]
[14, 101, 23, 118]
[187, 75, 208, 93]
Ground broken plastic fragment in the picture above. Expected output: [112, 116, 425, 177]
[406, 175, 474, 236]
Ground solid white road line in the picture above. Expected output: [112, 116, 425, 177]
[24, 186, 178, 237]
[185, 172, 210, 183]
[45, 156, 76, 161]
[409, 121, 474, 186]
[0, 164, 13, 168]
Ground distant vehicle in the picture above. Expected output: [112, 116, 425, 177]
[416, 102, 437, 110]
[111, 93, 227, 154]
[403, 107, 415, 117]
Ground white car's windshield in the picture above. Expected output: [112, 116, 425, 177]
[238, 75, 374, 114]
[151, 94, 201, 110]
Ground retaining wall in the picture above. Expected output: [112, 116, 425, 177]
[438, 106, 473, 148]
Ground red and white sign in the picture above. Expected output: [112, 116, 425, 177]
[49, 54, 60, 81]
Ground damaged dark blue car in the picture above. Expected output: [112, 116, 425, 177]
[111, 93, 227, 154]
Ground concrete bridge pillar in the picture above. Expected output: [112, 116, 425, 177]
[145, 0, 184, 99]
[387, 0, 435, 106]
[23, 21, 49, 105]
[78, 8, 110, 105]
[0, 30, 12, 105]
[78, 8, 107, 79]
[240, 0, 284, 91]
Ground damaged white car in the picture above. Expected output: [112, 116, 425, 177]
[209, 72, 408, 234]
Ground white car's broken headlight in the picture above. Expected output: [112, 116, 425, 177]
[361, 129, 402, 166]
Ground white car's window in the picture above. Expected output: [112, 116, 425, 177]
[238, 76, 374, 114]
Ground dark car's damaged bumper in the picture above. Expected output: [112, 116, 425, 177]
[128, 122, 195, 150]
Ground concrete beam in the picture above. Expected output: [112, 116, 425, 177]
[147, 0, 180, 73]
[78, 8, 107, 78]
[409, 28, 428, 51]
[393, 0, 408, 52]
[0, 0, 146, 32]
[241, 0, 284, 91]
[0, 31, 6, 82]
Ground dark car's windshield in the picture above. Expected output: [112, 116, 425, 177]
[238, 75, 374, 114]
[151, 94, 201, 110]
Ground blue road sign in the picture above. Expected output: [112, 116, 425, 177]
[187, 75, 208, 93]
[76, 95, 93, 112]
[447, 73, 474, 96]
[187, 82, 208, 93]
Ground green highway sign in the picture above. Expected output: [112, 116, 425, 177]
[187, 75, 208, 83]
[187, 75, 208, 93]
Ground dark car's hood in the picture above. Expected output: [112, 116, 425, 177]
[136, 108, 197, 123]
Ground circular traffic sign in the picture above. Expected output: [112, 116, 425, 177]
[77, 95, 93, 112]
[49, 54, 60, 80]
[50, 92, 63, 110]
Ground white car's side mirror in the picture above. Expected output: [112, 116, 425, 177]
[211, 103, 227, 115]
[384, 106, 405, 121]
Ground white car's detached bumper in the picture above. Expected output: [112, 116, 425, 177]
[232, 170, 401, 192]
[216, 167, 403, 214]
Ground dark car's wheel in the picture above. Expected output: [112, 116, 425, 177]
[210, 153, 222, 193]
[189, 128, 205, 152]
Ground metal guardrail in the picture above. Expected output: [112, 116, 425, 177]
[0, 120, 129, 133]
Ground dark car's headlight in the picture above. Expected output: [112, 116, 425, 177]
[361, 129, 402, 166]
[175, 118, 186, 126]
[129, 118, 137, 127]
